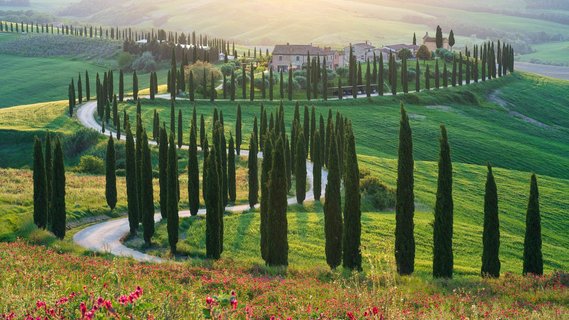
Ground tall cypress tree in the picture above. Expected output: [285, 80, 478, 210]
[267, 136, 288, 266]
[260, 132, 273, 262]
[481, 164, 500, 278]
[343, 123, 361, 270]
[200, 114, 206, 148]
[189, 71, 195, 101]
[248, 133, 259, 208]
[132, 71, 138, 100]
[303, 106, 310, 155]
[77, 74, 83, 104]
[523, 174, 543, 275]
[324, 131, 342, 269]
[250, 63, 255, 101]
[141, 131, 154, 246]
[159, 126, 169, 219]
[167, 133, 179, 254]
[395, 105, 415, 275]
[269, 67, 274, 101]
[105, 136, 117, 210]
[33, 137, 48, 229]
[236, 104, 242, 155]
[206, 147, 221, 259]
[228, 133, 236, 203]
[50, 138, 66, 239]
[287, 66, 293, 101]
[313, 130, 322, 201]
[177, 109, 183, 148]
[433, 125, 453, 278]
[125, 125, 139, 235]
[119, 70, 124, 102]
[295, 130, 306, 204]
[188, 121, 200, 216]
[85, 70, 90, 101]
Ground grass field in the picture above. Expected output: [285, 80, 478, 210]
[119, 73, 569, 180]
[518, 41, 569, 66]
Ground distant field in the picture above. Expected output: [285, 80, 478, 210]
[0, 54, 168, 108]
[518, 41, 569, 66]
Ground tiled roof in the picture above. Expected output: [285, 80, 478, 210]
[272, 44, 327, 55]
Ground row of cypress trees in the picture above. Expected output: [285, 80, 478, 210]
[32, 133, 66, 239]
[395, 104, 544, 278]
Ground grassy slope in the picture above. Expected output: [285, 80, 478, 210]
[518, 41, 569, 66]
[118, 72, 569, 273]
[124, 73, 569, 180]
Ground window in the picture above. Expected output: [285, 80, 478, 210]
[296, 56, 299, 61]
[279, 55, 282, 61]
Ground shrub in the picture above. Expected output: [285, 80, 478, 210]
[185, 61, 222, 86]
[0, 34, 120, 58]
[131, 52, 157, 73]
[335, 67, 348, 78]
[435, 48, 455, 63]
[360, 170, 396, 211]
[416, 45, 431, 60]
[220, 63, 234, 77]
[398, 48, 412, 60]
[63, 128, 100, 158]
[117, 52, 134, 70]
[294, 76, 307, 89]
[77, 155, 104, 174]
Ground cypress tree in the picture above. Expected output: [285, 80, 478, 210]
[119, 70, 124, 102]
[395, 105, 415, 275]
[288, 66, 293, 101]
[434, 59, 440, 89]
[324, 131, 342, 269]
[295, 130, 306, 204]
[313, 130, 322, 201]
[310, 106, 316, 160]
[236, 104, 242, 155]
[228, 133, 236, 203]
[159, 126, 169, 219]
[482, 164, 500, 278]
[210, 72, 216, 102]
[105, 136, 117, 210]
[269, 67, 274, 101]
[248, 133, 259, 208]
[267, 136, 288, 267]
[343, 123, 361, 270]
[132, 71, 138, 100]
[78, 74, 83, 104]
[202, 137, 209, 202]
[188, 121, 200, 216]
[425, 64, 431, 90]
[436, 25, 443, 49]
[378, 53, 384, 96]
[365, 61, 371, 98]
[177, 109, 183, 148]
[523, 174, 543, 275]
[443, 63, 449, 88]
[260, 108, 267, 151]
[458, 53, 463, 85]
[250, 64, 255, 101]
[167, 133, 179, 254]
[452, 58, 457, 87]
[189, 71, 195, 101]
[415, 59, 421, 92]
[200, 114, 205, 148]
[33, 137, 48, 229]
[322, 58, 328, 100]
[260, 133, 273, 262]
[433, 125, 453, 278]
[125, 125, 139, 235]
[141, 131, 154, 246]
[85, 70, 90, 101]
[280, 70, 284, 100]
[219, 122, 228, 206]
[50, 138, 66, 239]
[253, 116, 259, 149]
[303, 106, 310, 155]
[242, 64, 247, 99]
[206, 147, 221, 259]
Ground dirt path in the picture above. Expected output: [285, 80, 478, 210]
[73, 99, 327, 262]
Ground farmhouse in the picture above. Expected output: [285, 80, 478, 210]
[422, 32, 449, 51]
[270, 44, 341, 72]
[344, 41, 375, 63]
[381, 44, 419, 57]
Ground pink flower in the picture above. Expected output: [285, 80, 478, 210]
[230, 297, 238, 310]
[80, 302, 87, 316]
[35, 301, 46, 309]
[206, 296, 214, 305]
[347, 311, 356, 320]
[372, 306, 379, 315]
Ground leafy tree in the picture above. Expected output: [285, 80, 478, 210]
[50, 138, 66, 239]
[33, 137, 48, 229]
[324, 131, 342, 269]
[167, 133, 179, 254]
[105, 136, 117, 210]
[523, 174, 543, 275]
[295, 130, 306, 204]
[482, 164, 500, 278]
[343, 123, 361, 270]
[395, 105, 415, 275]
[433, 125, 453, 278]
[140, 131, 154, 246]
[267, 137, 288, 266]
[228, 133, 236, 203]
[125, 125, 139, 235]
[248, 133, 259, 208]
[417, 45, 431, 61]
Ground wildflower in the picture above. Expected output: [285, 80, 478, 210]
[80, 302, 87, 316]
[206, 296, 214, 305]
[230, 297, 238, 310]
[35, 301, 46, 309]
[347, 311, 356, 320]
[372, 307, 379, 315]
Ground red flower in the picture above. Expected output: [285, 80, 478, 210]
[372, 307, 379, 315]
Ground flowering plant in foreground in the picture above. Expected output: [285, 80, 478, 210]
[1, 284, 143, 320]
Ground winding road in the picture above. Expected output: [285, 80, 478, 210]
[73, 99, 327, 262]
